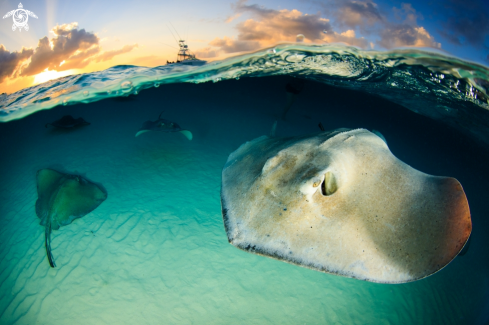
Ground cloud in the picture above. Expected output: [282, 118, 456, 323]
[323, 30, 369, 48]
[0, 22, 141, 81]
[199, 1, 440, 58]
[0, 45, 33, 82]
[234, 2, 334, 42]
[193, 46, 222, 59]
[331, 0, 488, 53]
[199, 1, 368, 57]
[329, 1, 440, 49]
[209, 36, 261, 53]
[334, 1, 384, 30]
[431, 0, 489, 59]
[226, 13, 242, 23]
[95, 44, 138, 62]
[58, 46, 101, 70]
[21, 23, 99, 76]
[379, 25, 440, 49]
[378, 4, 439, 49]
[393, 3, 422, 25]
[440, 10, 489, 48]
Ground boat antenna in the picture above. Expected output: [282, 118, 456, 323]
[160, 42, 178, 50]
[169, 22, 182, 40]
[166, 24, 179, 45]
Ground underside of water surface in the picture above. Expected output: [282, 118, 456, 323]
[0, 44, 489, 324]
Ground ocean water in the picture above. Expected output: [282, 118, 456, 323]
[0, 44, 488, 324]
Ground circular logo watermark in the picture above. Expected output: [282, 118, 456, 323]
[3, 3, 38, 32]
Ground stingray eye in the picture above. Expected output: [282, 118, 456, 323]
[312, 180, 321, 187]
[161, 122, 165, 126]
[321, 172, 337, 196]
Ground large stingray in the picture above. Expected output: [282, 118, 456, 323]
[135, 112, 192, 140]
[45, 115, 90, 129]
[36, 169, 107, 267]
[221, 128, 471, 283]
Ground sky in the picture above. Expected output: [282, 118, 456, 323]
[1, 0, 488, 94]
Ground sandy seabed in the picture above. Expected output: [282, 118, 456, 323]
[0, 77, 488, 324]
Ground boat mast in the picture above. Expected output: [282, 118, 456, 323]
[177, 40, 195, 62]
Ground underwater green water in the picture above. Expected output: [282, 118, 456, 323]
[0, 45, 488, 324]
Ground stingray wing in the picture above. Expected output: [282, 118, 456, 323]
[73, 117, 90, 126]
[36, 169, 65, 224]
[221, 129, 471, 283]
[3, 10, 14, 19]
[51, 175, 107, 228]
[135, 130, 150, 137]
[179, 130, 193, 140]
[36, 169, 107, 229]
[135, 121, 157, 137]
[36, 169, 107, 268]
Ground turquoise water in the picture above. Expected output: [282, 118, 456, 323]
[2, 44, 489, 143]
[0, 44, 488, 324]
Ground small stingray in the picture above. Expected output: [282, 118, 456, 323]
[135, 112, 192, 140]
[45, 115, 90, 129]
[221, 128, 471, 283]
[36, 169, 107, 267]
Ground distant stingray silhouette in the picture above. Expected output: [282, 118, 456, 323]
[45, 115, 90, 129]
[36, 169, 107, 267]
[135, 112, 192, 140]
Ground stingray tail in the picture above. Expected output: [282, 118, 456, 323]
[45, 224, 56, 268]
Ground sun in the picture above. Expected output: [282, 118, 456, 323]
[33, 69, 77, 85]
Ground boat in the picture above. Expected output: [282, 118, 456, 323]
[167, 40, 206, 66]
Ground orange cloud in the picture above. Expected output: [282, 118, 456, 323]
[379, 25, 440, 49]
[194, 46, 223, 59]
[58, 46, 101, 70]
[198, 3, 369, 58]
[0, 45, 33, 82]
[323, 30, 370, 48]
[319, 1, 441, 50]
[379, 4, 440, 49]
[1, 23, 140, 93]
[339, 1, 440, 49]
[21, 23, 99, 76]
[95, 44, 138, 62]
[226, 13, 242, 23]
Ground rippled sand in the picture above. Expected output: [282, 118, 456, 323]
[0, 77, 487, 324]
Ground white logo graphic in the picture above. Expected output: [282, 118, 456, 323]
[3, 3, 38, 32]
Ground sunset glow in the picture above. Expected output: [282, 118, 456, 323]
[0, 0, 487, 94]
[33, 69, 77, 85]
